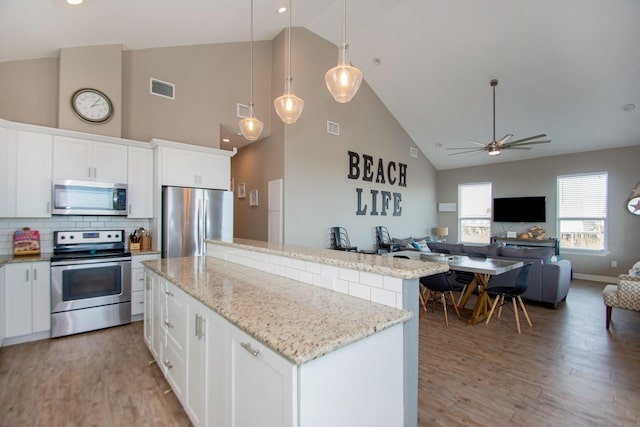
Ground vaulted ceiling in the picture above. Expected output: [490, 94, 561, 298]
[2, 0, 639, 170]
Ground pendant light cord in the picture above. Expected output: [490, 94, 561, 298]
[342, 0, 347, 45]
[250, 0, 254, 108]
[492, 81, 496, 142]
[287, 0, 292, 81]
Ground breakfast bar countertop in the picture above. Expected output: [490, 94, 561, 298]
[209, 238, 448, 280]
[143, 256, 413, 365]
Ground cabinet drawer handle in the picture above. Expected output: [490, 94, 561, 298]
[164, 321, 174, 329]
[241, 342, 260, 357]
[165, 290, 174, 297]
[164, 359, 173, 369]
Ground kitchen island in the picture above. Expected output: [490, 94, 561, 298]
[144, 239, 447, 426]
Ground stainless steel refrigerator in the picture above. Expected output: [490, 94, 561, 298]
[162, 186, 233, 258]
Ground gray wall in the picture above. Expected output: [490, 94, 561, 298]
[437, 145, 640, 276]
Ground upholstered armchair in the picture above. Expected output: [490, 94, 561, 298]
[602, 274, 640, 329]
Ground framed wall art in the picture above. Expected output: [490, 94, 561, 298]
[237, 183, 246, 199]
[249, 189, 259, 206]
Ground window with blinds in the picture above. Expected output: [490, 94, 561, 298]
[458, 182, 492, 243]
[557, 172, 608, 251]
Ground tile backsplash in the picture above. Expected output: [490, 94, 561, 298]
[0, 216, 152, 255]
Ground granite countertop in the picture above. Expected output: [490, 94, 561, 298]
[208, 238, 448, 280]
[0, 253, 52, 267]
[143, 256, 413, 365]
[129, 249, 161, 256]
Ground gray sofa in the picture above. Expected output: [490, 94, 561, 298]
[423, 242, 572, 308]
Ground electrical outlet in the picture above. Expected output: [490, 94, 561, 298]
[611, 260, 618, 268]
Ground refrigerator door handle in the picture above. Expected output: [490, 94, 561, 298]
[203, 202, 208, 255]
[197, 200, 203, 255]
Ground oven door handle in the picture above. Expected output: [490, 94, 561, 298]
[51, 256, 132, 266]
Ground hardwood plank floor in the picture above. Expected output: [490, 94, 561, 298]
[0, 279, 638, 426]
[0, 321, 190, 427]
[418, 279, 640, 427]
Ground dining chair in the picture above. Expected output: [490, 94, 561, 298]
[485, 263, 533, 333]
[419, 272, 461, 327]
[330, 227, 358, 252]
[375, 226, 399, 253]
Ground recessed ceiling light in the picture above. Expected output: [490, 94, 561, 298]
[67, 0, 83, 4]
[222, 138, 231, 143]
[621, 103, 636, 112]
[278, 7, 287, 13]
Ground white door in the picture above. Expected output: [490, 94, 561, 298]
[268, 179, 283, 244]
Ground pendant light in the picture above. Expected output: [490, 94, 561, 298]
[239, 0, 264, 141]
[324, 0, 362, 103]
[274, 0, 304, 124]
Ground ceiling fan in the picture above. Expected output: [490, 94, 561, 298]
[448, 79, 551, 156]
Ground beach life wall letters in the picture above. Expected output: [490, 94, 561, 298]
[347, 150, 406, 216]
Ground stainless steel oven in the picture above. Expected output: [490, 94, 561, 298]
[50, 230, 131, 338]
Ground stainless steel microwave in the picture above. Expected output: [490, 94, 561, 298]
[52, 179, 128, 216]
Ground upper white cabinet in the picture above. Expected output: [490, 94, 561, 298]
[0, 266, 5, 347]
[127, 146, 154, 218]
[53, 135, 128, 183]
[153, 140, 235, 190]
[0, 129, 53, 218]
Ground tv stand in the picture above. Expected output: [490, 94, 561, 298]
[490, 236, 560, 255]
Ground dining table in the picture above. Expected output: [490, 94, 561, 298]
[392, 251, 524, 325]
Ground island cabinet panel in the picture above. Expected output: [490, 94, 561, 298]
[161, 280, 188, 404]
[143, 271, 154, 349]
[229, 327, 297, 427]
[187, 299, 227, 427]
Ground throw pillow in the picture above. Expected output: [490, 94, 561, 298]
[416, 239, 430, 252]
[521, 247, 555, 264]
[392, 237, 414, 247]
[411, 242, 421, 250]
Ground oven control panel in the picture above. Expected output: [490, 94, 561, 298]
[54, 230, 124, 245]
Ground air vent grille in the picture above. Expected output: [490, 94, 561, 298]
[410, 147, 418, 158]
[150, 78, 175, 99]
[327, 121, 340, 136]
[237, 103, 250, 118]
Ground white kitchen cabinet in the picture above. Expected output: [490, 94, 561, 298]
[53, 135, 128, 183]
[4, 262, 50, 338]
[131, 253, 159, 318]
[162, 280, 188, 404]
[187, 299, 227, 427]
[160, 146, 230, 190]
[229, 327, 297, 427]
[0, 129, 53, 218]
[0, 266, 5, 347]
[127, 146, 154, 218]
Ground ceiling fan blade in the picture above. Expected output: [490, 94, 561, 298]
[498, 134, 513, 144]
[447, 147, 484, 150]
[504, 140, 551, 148]
[505, 147, 532, 150]
[506, 134, 547, 145]
[468, 140, 488, 147]
[448, 149, 485, 156]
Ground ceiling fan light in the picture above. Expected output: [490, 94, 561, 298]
[488, 146, 501, 156]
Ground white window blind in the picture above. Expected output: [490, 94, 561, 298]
[557, 172, 608, 251]
[458, 182, 492, 243]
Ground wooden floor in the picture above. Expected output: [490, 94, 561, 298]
[418, 279, 640, 427]
[0, 279, 638, 427]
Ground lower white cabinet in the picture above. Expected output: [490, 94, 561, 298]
[4, 261, 50, 338]
[229, 327, 296, 427]
[0, 265, 5, 347]
[187, 299, 226, 427]
[132, 253, 159, 318]
[143, 268, 405, 427]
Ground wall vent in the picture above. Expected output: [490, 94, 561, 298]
[237, 103, 250, 118]
[327, 121, 340, 136]
[150, 78, 175, 99]
[410, 147, 418, 158]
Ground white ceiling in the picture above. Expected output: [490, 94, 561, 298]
[2, 0, 639, 170]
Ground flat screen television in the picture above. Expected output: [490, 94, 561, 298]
[493, 196, 546, 223]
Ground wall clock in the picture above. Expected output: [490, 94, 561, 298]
[71, 88, 113, 123]
[627, 197, 640, 216]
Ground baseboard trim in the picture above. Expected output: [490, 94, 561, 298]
[573, 273, 617, 283]
[2, 330, 51, 347]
